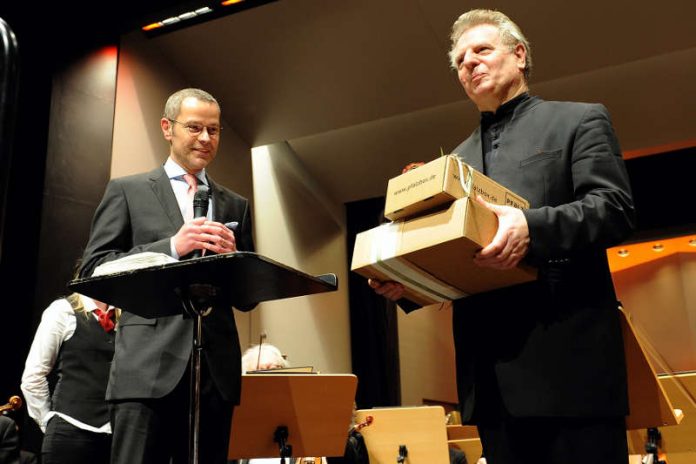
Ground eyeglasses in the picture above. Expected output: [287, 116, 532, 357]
[168, 119, 222, 138]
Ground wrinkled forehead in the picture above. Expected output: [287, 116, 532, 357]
[455, 23, 503, 47]
[451, 24, 505, 62]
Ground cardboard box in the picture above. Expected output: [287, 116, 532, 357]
[352, 197, 537, 306]
[384, 155, 529, 221]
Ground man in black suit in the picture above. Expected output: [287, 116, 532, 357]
[80, 88, 255, 464]
[370, 9, 635, 464]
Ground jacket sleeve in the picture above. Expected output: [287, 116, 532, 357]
[79, 178, 171, 278]
[523, 104, 635, 263]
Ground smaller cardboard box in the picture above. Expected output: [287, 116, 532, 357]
[352, 197, 537, 306]
[384, 155, 529, 221]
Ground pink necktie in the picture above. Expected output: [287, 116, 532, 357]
[183, 174, 198, 221]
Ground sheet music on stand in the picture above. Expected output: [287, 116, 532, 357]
[90, 252, 178, 276]
[246, 366, 316, 374]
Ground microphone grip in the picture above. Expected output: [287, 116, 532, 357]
[193, 204, 207, 219]
[191, 185, 210, 259]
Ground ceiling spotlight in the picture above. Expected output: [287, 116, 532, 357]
[652, 243, 665, 252]
[141, 0, 275, 36]
[142, 23, 162, 31]
[161, 17, 181, 26]
[617, 249, 630, 258]
[141, 7, 214, 32]
[689, 238, 696, 247]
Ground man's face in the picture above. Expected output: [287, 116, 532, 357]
[161, 96, 221, 174]
[451, 24, 526, 111]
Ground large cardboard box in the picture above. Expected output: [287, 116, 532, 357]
[352, 197, 537, 306]
[384, 155, 529, 221]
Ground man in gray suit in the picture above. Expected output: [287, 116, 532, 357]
[370, 9, 635, 464]
[80, 88, 255, 464]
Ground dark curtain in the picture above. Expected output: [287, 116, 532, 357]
[345, 197, 401, 408]
[623, 147, 696, 242]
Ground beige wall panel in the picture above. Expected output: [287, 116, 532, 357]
[398, 302, 458, 407]
[250, 143, 351, 374]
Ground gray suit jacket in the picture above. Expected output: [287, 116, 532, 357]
[80, 166, 255, 403]
[446, 96, 635, 421]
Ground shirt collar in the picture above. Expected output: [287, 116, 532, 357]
[78, 294, 112, 313]
[164, 157, 208, 187]
[480, 92, 530, 127]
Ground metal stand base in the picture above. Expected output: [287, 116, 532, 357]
[274, 425, 293, 464]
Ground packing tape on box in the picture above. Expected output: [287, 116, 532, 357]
[371, 223, 468, 302]
[373, 256, 468, 302]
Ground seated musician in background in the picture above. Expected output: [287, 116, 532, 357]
[241, 344, 289, 373]
[21, 291, 116, 464]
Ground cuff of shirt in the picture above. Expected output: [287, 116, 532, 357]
[170, 237, 180, 260]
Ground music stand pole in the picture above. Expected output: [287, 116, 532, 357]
[177, 283, 218, 464]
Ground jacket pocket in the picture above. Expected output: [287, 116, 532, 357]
[519, 149, 562, 167]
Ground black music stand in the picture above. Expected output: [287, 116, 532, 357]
[69, 252, 338, 464]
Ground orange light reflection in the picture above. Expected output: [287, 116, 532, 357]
[607, 234, 696, 273]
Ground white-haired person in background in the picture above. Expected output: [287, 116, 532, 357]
[241, 344, 289, 373]
[235, 344, 325, 464]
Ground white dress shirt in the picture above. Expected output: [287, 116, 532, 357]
[164, 157, 212, 258]
[20, 294, 112, 434]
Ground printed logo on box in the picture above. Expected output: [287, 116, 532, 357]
[392, 174, 437, 196]
[504, 192, 527, 209]
[473, 184, 499, 204]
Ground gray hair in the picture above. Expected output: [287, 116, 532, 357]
[448, 9, 532, 81]
[241, 344, 289, 373]
[163, 88, 220, 120]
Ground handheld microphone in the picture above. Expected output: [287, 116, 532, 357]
[191, 185, 210, 258]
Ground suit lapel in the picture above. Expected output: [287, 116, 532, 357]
[148, 167, 184, 229]
[207, 175, 228, 222]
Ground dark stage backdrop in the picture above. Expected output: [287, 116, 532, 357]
[0, 7, 118, 454]
[624, 147, 696, 242]
[346, 197, 402, 408]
